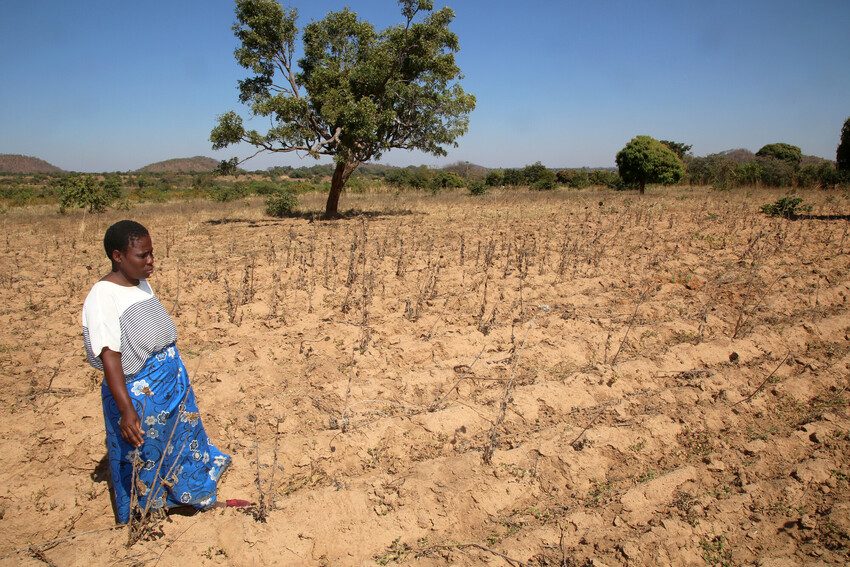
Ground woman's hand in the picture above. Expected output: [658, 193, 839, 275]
[119, 408, 145, 447]
[100, 347, 145, 447]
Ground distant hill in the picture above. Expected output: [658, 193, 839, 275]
[440, 161, 489, 179]
[715, 148, 756, 163]
[137, 156, 219, 173]
[0, 154, 63, 174]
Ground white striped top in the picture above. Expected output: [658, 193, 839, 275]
[82, 279, 178, 377]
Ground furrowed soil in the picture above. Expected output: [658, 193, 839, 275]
[0, 187, 848, 566]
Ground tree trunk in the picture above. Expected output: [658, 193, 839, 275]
[325, 160, 360, 218]
[639, 180, 646, 195]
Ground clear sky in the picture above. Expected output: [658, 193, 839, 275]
[1, 0, 848, 172]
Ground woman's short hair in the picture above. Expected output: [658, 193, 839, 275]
[104, 220, 149, 261]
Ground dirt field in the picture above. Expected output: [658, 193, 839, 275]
[0, 187, 848, 566]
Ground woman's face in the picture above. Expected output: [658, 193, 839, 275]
[113, 234, 154, 281]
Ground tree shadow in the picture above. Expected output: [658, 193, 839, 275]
[205, 208, 417, 226]
[792, 214, 850, 221]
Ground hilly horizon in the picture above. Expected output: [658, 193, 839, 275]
[135, 156, 220, 173]
[0, 154, 64, 174]
[0, 149, 835, 176]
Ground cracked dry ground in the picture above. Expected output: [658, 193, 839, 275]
[0, 187, 848, 566]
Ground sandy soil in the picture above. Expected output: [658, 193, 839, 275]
[0, 187, 848, 566]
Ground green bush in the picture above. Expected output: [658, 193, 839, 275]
[532, 177, 555, 190]
[430, 171, 464, 193]
[248, 180, 280, 195]
[485, 170, 503, 186]
[522, 162, 555, 187]
[569, 171, 591, 188]
[59, 175, 112, 213]
[760, 196, 812, 219]
[265, 189, 298, 217]
[209, 183, 248, 202]
[797, 162, 839, 189]
[468, 181, 487, 196]
[589, 169, 624, 189]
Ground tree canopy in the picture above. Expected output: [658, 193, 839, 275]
[211, 0, 475, 217]
[755, 143, 802, 166]
[659, 140, 692, 160]
[837, 117, 850, 173]
[615, 135, 684, 194]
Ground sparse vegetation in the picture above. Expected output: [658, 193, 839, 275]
[264, 188, 298, 217]
[760, 195, 812, 219]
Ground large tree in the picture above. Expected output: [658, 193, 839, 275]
[615, 135, 684, 194]
[211, 0, 475, 218]
[756, 143, 802, 167]
[837, 117, 850, 173]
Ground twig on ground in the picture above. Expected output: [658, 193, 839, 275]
[417, 543, 525, 566]
[428, 345, 488, 412]
[609, 287, 650, 365]
[0, 526, 123, 561]
[569, 403, 611, 449]
[733, 353, 790, 406]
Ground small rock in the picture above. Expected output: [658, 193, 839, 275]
[620, 542, 640, 560]
[809, 431, 823, 444]
[729, 352, 739, 363]
[707, 460, 726, 472]
[743, 439, 766, 455]
[799, 515, 817, 530]
[613, 515, 624, 527]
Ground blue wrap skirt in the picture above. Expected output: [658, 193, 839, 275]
[101, 344, 230, 524]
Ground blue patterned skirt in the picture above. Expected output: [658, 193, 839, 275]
[101, 344, 230, 524]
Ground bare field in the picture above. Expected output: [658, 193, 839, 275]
[1, 187, 849, 566]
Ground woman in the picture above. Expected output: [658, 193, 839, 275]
[83, 220, 231, 523]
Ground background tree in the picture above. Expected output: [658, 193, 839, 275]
[58, 175, 112, 214]
[756, 143, 802, 167]
[615, 135, 684, 194]
[659, 140, 692, 160]
[211, 0, 475, 218]
[837, 117, 850, 174]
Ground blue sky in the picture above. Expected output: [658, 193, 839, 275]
[1, 0, 848, 172]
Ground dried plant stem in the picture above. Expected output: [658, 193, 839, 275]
[482, 320, 534, 464]
[0, 526, 122, 562]
[428, 345, 487, 411]
[734, 353, 790, 406]
[253, 417, 284, 522]
[418, 543, 524, 567]
[570, 404, 610, 449]
[128, 387, 191, 547]
[609, 288, 649, 365]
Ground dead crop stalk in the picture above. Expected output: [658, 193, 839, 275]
[482, 319, 535, 464]
[609, 287, 650, 365]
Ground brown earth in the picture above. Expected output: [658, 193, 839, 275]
[0, 187, 848, 566]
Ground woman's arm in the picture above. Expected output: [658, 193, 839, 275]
[100, 348, 145, 447]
